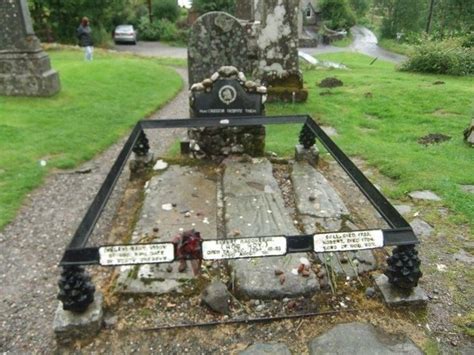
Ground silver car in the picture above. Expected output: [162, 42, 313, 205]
[113, 25, 137, 44]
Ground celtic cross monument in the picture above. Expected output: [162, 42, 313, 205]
[0, 0, 60, 96]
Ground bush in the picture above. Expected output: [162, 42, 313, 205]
[400, 39, 474, 76]
[158, 19, 178, 41]
[153, 0, 179, 22]
[137, 16, 162, 41]
[320, 0, 356, 30]
[192, 0, 235, 14]
[136, 16, 186, 43]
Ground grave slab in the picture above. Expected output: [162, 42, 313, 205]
[291, 162, 377, 277]
[374, 274, 428, 307]
[291, 162, 349, 232]
[223, 159, 319, 299]
[116, 165, 217, 294]
[308, 322, 423, 355]
[53, 291, 103, 344]
[410, 218, 434, 238]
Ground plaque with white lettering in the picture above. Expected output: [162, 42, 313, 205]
[313, 230, 384, 253]
[99, 243, 175, 266]
[202, 236, 287, 260]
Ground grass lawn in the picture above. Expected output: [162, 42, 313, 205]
[331, 34, 353, 48]
[378, 38, 414, 56]
[0, 49, 182, 229]
[266, 53, 474, 229]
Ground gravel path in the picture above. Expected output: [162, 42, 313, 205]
[0, 68, 189, 354]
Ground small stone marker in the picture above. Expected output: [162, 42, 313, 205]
[408, 190, 441, 201]
[410, 218, 434, 238]
[53, 291, 104, 344]
[463, 119, 474, 146]
[374, 274, 428, 307]
[200, 280, 231, 315]
[0, 0, 60, 96]
[308, 322, 423, 354]
[188, 12, 249, 87]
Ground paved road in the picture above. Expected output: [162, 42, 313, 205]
[115, 26, 405, 64]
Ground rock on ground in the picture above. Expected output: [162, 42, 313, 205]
[223, 158, 319, 299]
[408, 190, 441, 201]
[374, 274, 428, 307]
[308, 322, 423, 354]
[116, 164, 217, 294]
[201, 280, 231, 315]
[410, 218, 434, 238]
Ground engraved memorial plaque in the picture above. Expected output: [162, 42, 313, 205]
[313, 230, 384, 253]
[99, 243, 175, 266]
[202, 236, 287, 260]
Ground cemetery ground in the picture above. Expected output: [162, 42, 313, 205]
[1, 50, 473, 353]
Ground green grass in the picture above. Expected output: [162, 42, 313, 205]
[378, 38, 414, 56]
[0, 49, 182, 229]
[332, 34, 353, 48]
[267, 53, 474, 229]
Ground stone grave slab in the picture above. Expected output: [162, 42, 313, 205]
[0, 0, 60, 96]
[116, 165, 217, 294]
[308, 322, 423, 355]
[223, 158, 319, 299]
[374, 274, 428, 307]
[291, 162, 376, 277]
[188, 12, 249, 87]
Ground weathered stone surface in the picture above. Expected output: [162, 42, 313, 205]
[291, 162, 348, 232]
[408, 190, 441, 201]
[321, 250, 377, 278]
[320, 126, 338, 137]
[0, 0, 60, 96]
[374, 274, 428, 307]
[239, 343, 292, 355]
[223, 158, 319, 299]
[394, 204, 412, 215]
[53, 291, 103, 344]
[188, 12, 248, 87]
[117, 165, 217, 294]
[460, 185, 474, 194]
[201, 280, 231, 314]
[410, 218, 434, 238]
[463, 119, 474, 146]
[294, 144, 319, 167]
[452, 249, 474, 264]
[308, 322, 423, 355]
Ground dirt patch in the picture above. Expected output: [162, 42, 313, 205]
[318, 77, 343, 88]
[431, 108, 461, 117]
[433, 81, 445, 85]
[418, 133, 451, 146]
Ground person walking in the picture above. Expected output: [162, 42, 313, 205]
[77, 17, 94, 61]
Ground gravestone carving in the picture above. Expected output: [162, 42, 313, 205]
[188, 12, 249, 87]
[188, 66, 267, 159]
[0, 0, 60, 96]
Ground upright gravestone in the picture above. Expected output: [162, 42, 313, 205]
[256, 0, 307, 102]
[188, 12, 249, 87]
[0, 0, 60, 96]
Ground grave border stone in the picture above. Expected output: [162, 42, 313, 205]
[57, 115, 422, 314]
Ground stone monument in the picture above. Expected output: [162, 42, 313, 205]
[187, 66, 267, 159]
[0, 0, 60, 96]
[188, 12, 249, 88]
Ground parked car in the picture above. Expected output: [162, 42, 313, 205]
[113, 25, 137, 45]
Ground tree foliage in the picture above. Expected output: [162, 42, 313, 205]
[320, 0, 357, 30]
[153, 0, 179, 22]
[192, 0, 236, 14]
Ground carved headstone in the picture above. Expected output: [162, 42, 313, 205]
[0, 0, 60, 96]
[188, 12, 249, 87]
[256, 0, 308, 102]
[188, 66, 267, 159]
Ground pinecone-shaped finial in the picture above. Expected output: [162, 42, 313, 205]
[385, 245, 422, 289]
[132, 130, 150, 156]
[299, 124, 316, 149]
[58, 266, 95, 313]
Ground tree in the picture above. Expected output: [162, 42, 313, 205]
[320, 0, 357, 30]
[349, 0, 370, 18]
[153, 0, 179, 22]
[192, 0, 235, 14]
